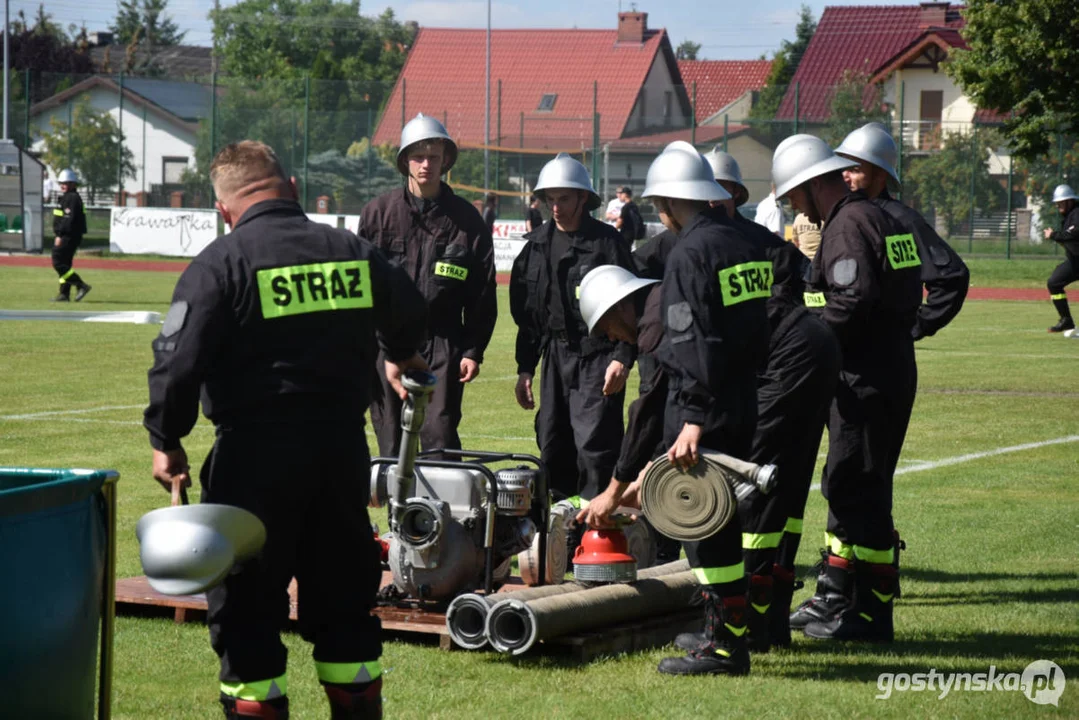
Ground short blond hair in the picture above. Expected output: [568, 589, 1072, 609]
[210, 141, 288, 198]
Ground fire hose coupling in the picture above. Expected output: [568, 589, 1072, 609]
[397, 497, 445, 550]
[392, 370, 438, 533]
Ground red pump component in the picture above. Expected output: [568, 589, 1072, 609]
[572, 526, 638, 583]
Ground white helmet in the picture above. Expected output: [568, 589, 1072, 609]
[835, 122, 900, 185]
[642, 144, 731, 203]
[136, 504, 266, 595]
[1051, 184, 1079, 203]
[397, 113, 458, 176]
[772, 134, 858, 199]
[703, 148, 748, 206]
[58, 168, 79, 184]
[579, 265, 658, 334]
[534, 153, 601, 211]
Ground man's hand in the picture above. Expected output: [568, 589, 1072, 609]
[619, 478, 643, 510]
[54, 236, 61, 247]
[602, 360, 628, 396]
[459, 357, 480, 383]
[152, 448, 191, 499]
[1044, 228, 1055, 241]
[515, 372, 535, 409]
[385, 353, 431, 400]
[576, 482, 626, 528]
[667, 423, 702, 471]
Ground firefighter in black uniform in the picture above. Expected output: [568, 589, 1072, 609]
[144, 141, 428, 719]
[359, 113, 497, 456]
[1043, 184, 1079, 332]
[51, 168, 92, 302]
[836, 122, 970, 340]
[773, 135, 922, 643]
[509, 153, 635, 505]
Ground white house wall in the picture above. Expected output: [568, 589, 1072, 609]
[628, 51, 691, 134]
[30, 86, 197, 196]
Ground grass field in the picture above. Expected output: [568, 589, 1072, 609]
[1, 258, 1077, 719]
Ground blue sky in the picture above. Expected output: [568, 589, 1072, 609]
[13, 0, 920, 60]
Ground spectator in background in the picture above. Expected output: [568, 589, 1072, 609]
[525, 194, 544, 233]
[616, 186, 645, 245]
[605, 189, 626, 223]
[791, 212, 822, 259]
[483, 192, 498, 234]
[754, 182, 785, 238]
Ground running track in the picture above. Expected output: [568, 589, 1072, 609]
[1, 255, 1075, 302]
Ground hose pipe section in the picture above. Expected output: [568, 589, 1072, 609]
[391, 370, 437, 532]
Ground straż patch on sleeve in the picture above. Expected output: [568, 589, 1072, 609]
[831, 258, 858, 287]
[161, 301, 189, 337]
[667, 301, 693, 332]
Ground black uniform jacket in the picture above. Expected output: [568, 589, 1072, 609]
[359, 183, 497, 362]
[731, 212, 809, 337]
[633, 229, 678, 280]
[144, 199, 427, 452]
[1050, 205, 1079, 260]
[615, 285, 665, 483]
[875, 191, 969, 340]
[53, 190, 87, 239]
[510, 215, 637, 376]
[807, 192, 922, 359]
[659, 207, 771, 428]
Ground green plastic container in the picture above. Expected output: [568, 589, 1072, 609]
[0, 468, 118, 719]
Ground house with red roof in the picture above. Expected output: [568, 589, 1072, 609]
[677, 59, 773, 125]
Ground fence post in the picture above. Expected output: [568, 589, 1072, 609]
[793, 82, 800, 134]
[210, 72, 217, 160]
[968, 126, 976, 253]
[496, 79, 502, 193]
[142, 103, 147, 195]
[723, 114, 728, 153]
[401, 78, 406, 129]
[117, 71, 124, 199]
[691, 81, 696, 147]
[23, 69, 29, 148]
[592, 81, 599, 187]
[896, 81, 905, 200]
[1005, 152, 1013, 259]
[303, 75, 310, 210]
[366, 106, 373, 203]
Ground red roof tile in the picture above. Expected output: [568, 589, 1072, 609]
[372, 27, 670, 148]
[677, 60, 773, 123]
[776, 4, 965, 121]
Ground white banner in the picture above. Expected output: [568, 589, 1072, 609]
[492, 219, 528, 240]
[109, 207, 219, 257]
[342, 215, 361, 235]
[307, 213, 340, 227]
[494, 238, 527, 272]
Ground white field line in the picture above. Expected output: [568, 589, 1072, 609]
[0, 404, 145, 421]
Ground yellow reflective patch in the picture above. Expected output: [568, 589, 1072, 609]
[575, 285, 581, 299]
[742, 531, 783, 549]
[434, 261, 468, 281]
[315, 660, 382, 684]
[52, 208, 64, 216]
[872, 589, 894, 604]
[853, 544, 895, 564]
[693, 562, 744, 585]
[724, 623, 747, 637]
[751, 602, 770, 615]
[257, 260, 373, 319]
[803, 291, 826, 307]
[885, 233, 921, 270]
[220, 675, 287, 701]
[1050, 293, 1067, 300]
[719, 261, 773, 306]
[825, 532, 855, 560]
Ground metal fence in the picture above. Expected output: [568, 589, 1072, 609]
[9, 72, 1076, 257]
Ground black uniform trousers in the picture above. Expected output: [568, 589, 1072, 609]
[537, 337, 625, 501]
[51, 236, 85, 293]
[202, 421, 383, 686]
[371, 335, 464, 456]
[738, 312, 840, 574]
[1048, 256, 1078, 317]
[821, 337, 917, 557]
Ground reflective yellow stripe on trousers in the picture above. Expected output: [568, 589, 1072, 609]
[315, 660, 382, 685]
[220, 674, 287, 701]
[692, 561, 744, 585]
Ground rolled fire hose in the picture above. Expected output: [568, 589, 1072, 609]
[485, 569, 699, 655]
[640, 451, 777, 542]
[446, 559, 689, 650]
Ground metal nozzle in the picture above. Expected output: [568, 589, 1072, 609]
[392, 370, 438, 531]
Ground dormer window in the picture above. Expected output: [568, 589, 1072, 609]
[538, 94, 557, 112]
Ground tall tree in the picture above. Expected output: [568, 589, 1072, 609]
[904, 128, 1003, 236]
[675, 40, 701, 61]
[110, 0, 187, 48]
[39, 96, 136, 203]
[750, 4, 816, 123]
[9, 7, 94, 105]
[823, 70, 889, 146]
[947, 0, 1079, 159]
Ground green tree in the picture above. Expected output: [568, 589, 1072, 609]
[39, 96, 136, 203]
[110, 0, 186, 48]
[904, 128, 1003, 236]
[676, 40, 701, 61]
[750, 4, 816, 124]
[1017, 135, 1079, 231]
[823, 70, 889, 146]
[947, 0, 1079, 159]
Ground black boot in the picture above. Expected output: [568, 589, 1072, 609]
[324, 677, 383, 719]
[659, 591, 750, 676]
[768, 565, 798, 648]
[892, 529, 906, 599]
[804, 562, 896, 643]
[1049, 297, 1073, 332]
[745, 573, 773, 653]
[790, 550, 854, 630]
[74, 282, 92, 302]
[220, 694, 289, 719]
[1049, 316, 1075, 333]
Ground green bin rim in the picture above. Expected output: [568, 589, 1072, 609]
[0, 467, 118, 502]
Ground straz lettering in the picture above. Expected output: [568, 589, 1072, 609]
[804, 291, 826, 307]
[885, 233, 922, 270]
[257, 260, 373, 319]
[434, 261, 469, 281]
[719, 261, 773, 306]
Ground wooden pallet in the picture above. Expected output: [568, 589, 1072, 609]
[114, 575, 700, 659]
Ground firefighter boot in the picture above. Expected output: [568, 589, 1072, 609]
[1049, 298, 1074, 332]
[892, 529, 906, 599]
[789, 550, 853, 630]
[220, 695, 289, 719]
[768, 565, 798, 648]
[673, 575, 772, 652]
[658, 591, 750, 676]
[323, 677, 383, 720]
[803, 562, 897, 643]
[74, 282, 92, 301]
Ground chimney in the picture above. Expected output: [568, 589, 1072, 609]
[617, 12, 648, 44]
[919, 2, 949, 28]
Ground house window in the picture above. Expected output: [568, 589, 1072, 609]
[537, 94, 557, 112]
[919, 91, 943, 150]
[162, 157, 188, 184]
